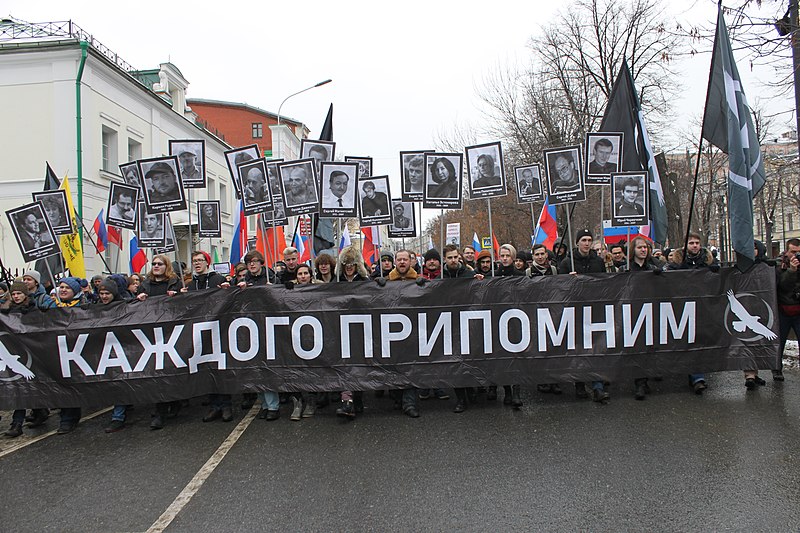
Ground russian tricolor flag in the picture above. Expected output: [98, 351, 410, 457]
[129, 235, 147, 274]
[472, 232, 481, 251]
[93, 209, 108, 253]
[339, 226, 352, 251]
[230, 200, 248, 264]
[533, 197, 558, 250]
[293, 217, 311, 264]
[602, 220, 651, 244]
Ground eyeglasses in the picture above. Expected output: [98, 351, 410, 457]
[152, 262, 165, 266]
[247, 260, 261, 265]
[191, 259, 207, 264]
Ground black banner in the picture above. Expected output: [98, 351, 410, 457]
[0, 265, 778, 408]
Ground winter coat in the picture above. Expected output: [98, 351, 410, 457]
[526, 263, 557, 277]
[30, 284, 57, 309]
[442, 264, 475, 279]
[187, 271, 226, 292]
[139, 276, 181, 296]
[495, 264, 524, 277]
[558, 248, 605, 274]
[335, 246, 370, 281]
[622, 258, 662, 273]
[2, 298, 36, 314]
[387, 267, 419, 281]
[666, 248, 718, 271]
[243, 268, 274, 286]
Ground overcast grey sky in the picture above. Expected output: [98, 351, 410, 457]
[5, 0, 793, 202]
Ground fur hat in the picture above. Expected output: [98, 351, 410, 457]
[9, 281, 28, 295]
[59, 277, 82, 295]
[336, 245, 369, 279]
[423, 249, 441, 263]
[22, 270, 41, 285]
[575, 229, 593, 243]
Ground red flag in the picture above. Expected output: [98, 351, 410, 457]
[256, 216, 286, 267]
[491, 232, 500, 257]
[93, 210, 107, 253]
[108, 226, 123, 249]
[362, 227, 379, 266]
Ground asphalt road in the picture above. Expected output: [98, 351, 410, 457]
[1, 368, 799, 532]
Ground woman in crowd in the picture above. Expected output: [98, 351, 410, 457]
[136, 255, 181, 430]
[288, 263, 321, 421]
[127, 273, 142, 297]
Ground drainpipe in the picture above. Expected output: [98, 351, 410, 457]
[76, 41, 88, 236]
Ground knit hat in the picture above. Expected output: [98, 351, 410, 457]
[9, 281, 28, 295]
[59, 277, 82, 295]
[22, 270, 41, 285]
[195, 251, 212, 265]
[476, 250, 492, 262]
[423, 249, 441, 263]
[0, 281, 7, 292]
[98, 279, 119, 300]
[380, 251, 394, 262]
[575, 229, 593, 243]
[79, 278, 89, 289]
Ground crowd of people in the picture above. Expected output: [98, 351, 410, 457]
[1, 232, 798, 438]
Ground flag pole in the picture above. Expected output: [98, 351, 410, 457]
[259, 215, 272, 284]
[167, 214, 186, 289]
[600, 187, 606, 246]
[114, 230, 121, 274]
[187, 189, 194, 271]
[566, 203, 575, 273]
[626, 225, 631, 271]
[77, 216, 114, 274]
[530, 203, 538, 249]
[336, 218, 341, 282]
[488, 199, 495, 276]
[43, 257, 58, 289]
[439, 209, 444, 279]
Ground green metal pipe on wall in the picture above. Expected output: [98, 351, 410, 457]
[76, 41, 88, 230]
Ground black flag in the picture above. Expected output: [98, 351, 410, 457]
[314, 104, 335, 254]
[34, 162, 65, 287]
[600, 62, 667, 245]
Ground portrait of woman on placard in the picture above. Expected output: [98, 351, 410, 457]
[427, 157, 458, 199]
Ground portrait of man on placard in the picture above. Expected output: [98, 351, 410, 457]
[237, 159, 273, 216]
[119, 162, 142, 189]
[614, 175, 645, 217]
[549, 152, 581, 193]
[360, 180, 389, 216]
[282, 163, 317, 206]
[170, 139, 206, 188]
[139, 156, 186, 212]
[137, 203, 165, 247]
[301, 140, 335, 179]
[514, 164, 543, 203]
[198, 200, 221, 238]
[589, 137, 617, 175]
[401, 152, 427, 200]
[345, 156, 373, 179]
[14, 207, 54, 252]
[224, 145, 260, 196]
[320, 162, 359, 218]
[106, 182, 139, 230]
[392, 202, 411, 229]
[387, 199, 416, 238]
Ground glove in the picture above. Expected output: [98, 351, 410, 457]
[415, 277, 428, 287]
[284, 282, 294, 290]
[709, 264, 720, 273]
[653, 268, 663, 275]
[375, 277, 387, 287]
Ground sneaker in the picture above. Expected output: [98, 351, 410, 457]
[202, 408, 222, 422]
[693, 381, 707, 395]
[592, 388, 610, 403]
[265, 410, 280, 421]
[301, 401, 316, 418]
[418, 389, 431, 400]
[257, 409, 269, 420]
[575, 382, 589, 399]
[434, 389, 450, 400]
[150, 415, 164, 430]
[753, 376, 767, 386]
[453, 402, 465, 413]
[221, 406, 234, 422]
[290, 397, 302, 421]
[403, 407, 420, 418]
[5, 423, 23, 438]
[104, 420, 125, 433]
[772, 370, 784, 382]
[336, 400, 356, 419]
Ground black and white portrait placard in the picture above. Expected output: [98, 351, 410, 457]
[544, 145, 586, 205]
[400, 150, 431, 202]
[466, 142, 506, 200]
[358, 176, 392, 226]
[423, 153, 463, 210]
[585, 132, 623, 185]
[119, 162, 142, 191]
[262, 159, 288, 225]
[105, 182, 139, 230]
[344, 156, 373, 178]
[31, 190, 72, 235]
[138, 156, 187, 213]
[6, 202, 59, 262]
[224, 145, 261, 197]
[169, 139, 206, 189]
[387, 199, 416, 238]
[301, 139, 336, 180]
[154, 215, 176, 254]
[197, 200, 221, 239]
[237, 158, 274, 216]
[320, 162, 359, 218]
[277, 159, 320, 217]
[513, 164, 544, 204]
[611, 172, 649, 227]
[137, 203, 166, 248]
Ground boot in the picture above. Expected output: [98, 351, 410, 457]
[290, 396, 302, 421]
[336, 400, 355, 419]
[502, 385, 513, 405]
[5, 423, 22, 438]
[511, 385, 523, 408]
[27, 408, 49, 428]
[453, 388, 468, 413]
[487, 386, 497, 401]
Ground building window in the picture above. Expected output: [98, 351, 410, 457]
[101, 126, 118, 172]
[207, 176, 216, 200]
[252, 122, 263, 139]
[128, 138, 142, 162]
[220, 182, 229, 213]
[788, 213, 795, 231]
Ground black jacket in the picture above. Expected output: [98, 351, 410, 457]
[244, 268, 275, 286]
[558, 249, 605, 274]
[495, 264, 524, 277]
[187, 271, 226, 291]
[442, 264, 475, 279]
[139, 276, 181, 296]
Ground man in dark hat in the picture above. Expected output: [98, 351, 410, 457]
[146, 162, 181, 203]
[178, 148, 201, 183]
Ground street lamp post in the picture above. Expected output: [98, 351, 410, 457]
[276, 79, 332, 126]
